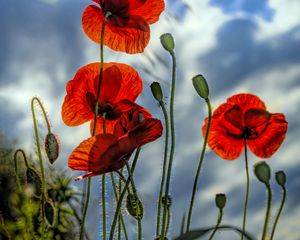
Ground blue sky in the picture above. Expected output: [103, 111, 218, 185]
[0, 0, 300, 239]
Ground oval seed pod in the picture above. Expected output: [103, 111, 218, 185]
[275, 171, 286, 187]
[26, 168, 42, 198]
[44, 200, 55, 227]
[44, 133, 59, 164]
[254, 161, 271, 185]
[192, 74, 209, 99]
[215, 193, 226, 210]
[126, 194, 144, 220]
[150, 82, 163, 102]
[160, 33, 175, 52]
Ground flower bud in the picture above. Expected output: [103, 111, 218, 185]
[44, 200, 55, 227]
[150, 82, 163, 102]
[215, 193, 226, 209]
[254, 161, 271, 185]
[275, 171, 286, 187]
[126, 194, 144, 220]
[26, 168, 42, 198]
[160, 33, 175, 52]
[192, 74, 209, 99]
[45, 133, 59, 164]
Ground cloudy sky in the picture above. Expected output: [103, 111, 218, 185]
[0, 0, 300, 239]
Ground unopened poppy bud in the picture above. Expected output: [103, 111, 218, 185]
[26, 168, 42, 198]
[192, 74, 209, 99]
[160, 33, 174, 52]
[126, 194, 144, 220]
[254, 161, 271, 185]
[44, 200, 55, 227]
[162, 195, 172, 208]
[45, 133, 59, 164]
[275, 171, 286, 187]
[215, 193, 226, 209]
[150, 82, 163, 102]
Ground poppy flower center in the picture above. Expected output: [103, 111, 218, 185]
[223, 105, 271, 140]
[101, 0, 130, 27]
[86, 92, 121, 120]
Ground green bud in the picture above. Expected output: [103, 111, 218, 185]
[254, 161, 271, 185]
[275, 171, 286, 187]
[44, 200, 56, 227]
[126, 194, 144, 220]
[26, 168, 42, 198]
[160, 33, 175, 52]
[45, 133, 59, 164]
[192, 74, 209, 99]
[215, 193, 226, 209]
[150, 82, 163, 102]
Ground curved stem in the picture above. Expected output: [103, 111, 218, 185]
[270, 186, 286, 240]
[241, 138, 250, 240]
[110, 173, 129, 240]
[186, 98, 212, 232]
[208, 209, 223, 240]
[31, 97, 47, 238]
[109, 148, 141, 240]
[261, 184, 272, 240]
[14, 149, 27, 192]
[156, 101, 169, 237]
[161, 50, 176, 239]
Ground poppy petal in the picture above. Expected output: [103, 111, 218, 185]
[244, 108, 271, 128]
[82, 5, 150, 53]
[68, 134, 117, 173]
[247, 113, 288, 158]
[227, 93, 266, 111]
[99, 65, 122, 103]
[130, 0, 165, 24]
[203, 118, 244, 160]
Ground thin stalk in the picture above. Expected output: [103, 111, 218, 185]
[124, 161, 142, 240]
[156, 101, 169, 237]
[110, 173, 129, 240]
[261, 184, 272, 240]
[208, 209, 223, 240]
[166, 207, 171, 236]
[186, 98, 212, 232]
[161, 50, 177, 239]
[270, 186, 286, 240]
[118, 171, 122, 240]
[241, 138, 250, 240]
[31, 97, 48, 239]
[102, 114, 107, 240]
[109, 148, 141, 240]
[80, 12, 111, 240]
[14, 149, 27, 192]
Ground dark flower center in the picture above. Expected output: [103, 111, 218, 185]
[101, 0, 130, 27]
[86, 92, 121, 120]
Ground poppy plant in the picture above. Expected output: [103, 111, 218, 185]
[82, 0, 165, 53]
[68, 108, 163, 179]
[203, 93, 288, 160]
[61, 62, 148, 134]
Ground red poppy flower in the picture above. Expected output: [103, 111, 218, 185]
[82, 0, 165, 53]
[61, 62, 148, 134]
[68, 108, 163, 179]
[202, 93, 288, 160]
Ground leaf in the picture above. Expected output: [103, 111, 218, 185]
[173, 225, 257, 240]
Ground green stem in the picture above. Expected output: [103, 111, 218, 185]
[156, 102, 169, 237]
[31, 97, 48, 239]
[110, 173, 129, 240]
[79, 177, 91, 240]
[102, 174, 106, 240]
[186, 98, 212, 232]
[241, 138, 250, 240]
[80, 12, 111, 240]
[109, 148, 141, 240]
[208, 209, 223, 240]
[270, 186, 286, 240]
[14, 149, 27, 192]
[124, 161, 142, 240]
[261, 184, 272, 240]
[166, 207, 171, 236]
[161, 50, 176, 239]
